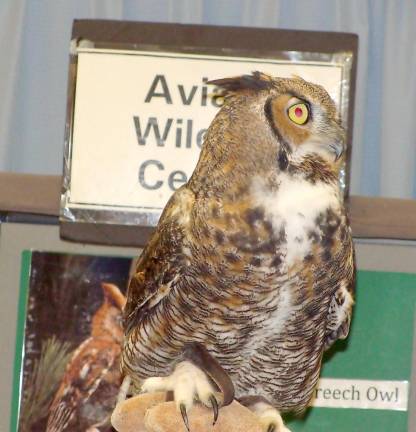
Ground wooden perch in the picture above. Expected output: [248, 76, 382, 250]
[111, 392, 263, 432]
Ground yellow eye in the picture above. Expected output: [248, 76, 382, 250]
[287, 102, 309, 125]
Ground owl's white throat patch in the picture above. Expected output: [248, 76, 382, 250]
[252, 173, 340, 267]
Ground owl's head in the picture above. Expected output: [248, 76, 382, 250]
[91, 283, 126, 341]
[208, 72, 345, 171]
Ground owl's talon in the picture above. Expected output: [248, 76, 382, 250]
[180, 403, 190, 432]
[183, 342, 235, 406]
[140, 347, 232, 430]
[209, 394, 219, 425]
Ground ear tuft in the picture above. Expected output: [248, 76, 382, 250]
[207, 71, 274, 93]
[101, 283, 126, 310]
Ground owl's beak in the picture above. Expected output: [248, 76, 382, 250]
[329, 140, 344, 161]
[329, 123, 346, 161]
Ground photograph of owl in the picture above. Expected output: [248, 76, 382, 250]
[121, 72, 355, 432]
[47, 283, 126, 432]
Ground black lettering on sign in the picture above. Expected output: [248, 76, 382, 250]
[351, 385, 360, 401]
[133, 116, 173, 146]
[186, 119, 193, 148]
[168, 170, 187, 190]
[139, 159, 164, 190]
[138, 160, 188, 191]
[315, 385, 361, 402]
[145, 75, 224, 107]
[178, 84, 198, 105]
[366, 387, 378, 402]
[332, 389, 341, 400]
[174, 119, 194, 148]
[323, 389, 332, 399]
[175, 119, 183, 148]
[145, 75, 172, 104]
[201, 77, 208, 106]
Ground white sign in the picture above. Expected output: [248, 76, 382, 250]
[310, 378, 409, 411]
[66, 48, 348, 220]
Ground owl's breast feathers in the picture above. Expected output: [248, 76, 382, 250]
[124, 164, 354, 346]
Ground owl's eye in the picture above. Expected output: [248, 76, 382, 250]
[287, 102, 309, 125]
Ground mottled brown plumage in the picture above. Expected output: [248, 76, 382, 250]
[121, 72, 355, 431]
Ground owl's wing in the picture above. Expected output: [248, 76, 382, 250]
[324, 232, 356, 351]
[46, 337, 120, 432]
[123, 186, 195, 335]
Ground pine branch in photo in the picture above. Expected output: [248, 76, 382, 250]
[19, 336, 73, 432]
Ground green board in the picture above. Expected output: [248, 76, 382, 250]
[11, 253, 416, 431]
[10, 251, 31, 432]
[287, 271, 415, 431]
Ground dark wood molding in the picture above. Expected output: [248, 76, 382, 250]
[72, 19, 358, 54]
[348, 195, 416, 240]
[1, 173, 416, 244]
[0, 172, 61, 217]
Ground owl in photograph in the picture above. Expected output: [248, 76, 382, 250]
[121, 72, 355, 432]
[47, 283, 126, 432]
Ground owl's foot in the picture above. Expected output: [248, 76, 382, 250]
[239, 396, 291, 432]
[141, 361, 218, 431]
[182, 342, 234, 406]
[141, 343, 234, 432]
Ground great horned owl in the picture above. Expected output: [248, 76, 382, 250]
[47, 283, 126, 432]
[121, 72, 355, 432]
